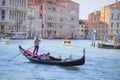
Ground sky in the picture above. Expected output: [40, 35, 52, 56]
[73, 0, 117, 20]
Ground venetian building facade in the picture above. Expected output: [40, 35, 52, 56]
[58, 0, 79, 39]
[79, 20, 108, 40]
[79, 9, 108, 40]
[43, 2, 66, 38]
[27, 6, 42, 38]
[88, 11, 101, 22]
[109, 7, 120, 35]
[0, 0, 28, 38]
[100, 1, 120, 36]
[79, 20, 88, 39]
[28, 0, 79, 39]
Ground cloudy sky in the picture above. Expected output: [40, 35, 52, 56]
[73, 0, 117, 20]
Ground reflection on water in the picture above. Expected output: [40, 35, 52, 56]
[0, 39, 120, 80]
[60, 66, 80, 71]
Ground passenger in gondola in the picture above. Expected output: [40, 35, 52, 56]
[46, 52, 50, 60]
[37, 54, 43, 59]
[33, 36, 41, 55]
[38, 53, 46, 59]
[43, 53, 47, 59]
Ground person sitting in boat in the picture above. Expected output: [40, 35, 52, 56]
[46, 52, 50, 60]
[37, 54, 43, 59]
[41, 53, 47, 59]
[37, 53, 46, 59]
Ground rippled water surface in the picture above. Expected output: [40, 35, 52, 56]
[0, 39, 120, 80]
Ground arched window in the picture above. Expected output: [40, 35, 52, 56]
[1, 10, 5, 20]
[2, 0, 5, 5]
[1, 25, 4, 30]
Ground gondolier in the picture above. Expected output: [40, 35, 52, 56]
[33, 36, 41, 55]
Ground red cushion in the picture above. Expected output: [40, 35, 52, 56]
[25, 50, 37, 56]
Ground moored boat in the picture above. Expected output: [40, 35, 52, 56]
[98, 32, 120, 49]
[19, 45, 85, 66]
[98, 43, 120, 49]
[2, 40, 10, 44]
[1, 37, 10, 44]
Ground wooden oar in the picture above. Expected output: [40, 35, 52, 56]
[8, 46, 33, 61]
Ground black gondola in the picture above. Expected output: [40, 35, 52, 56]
[19, 45, 85, 66]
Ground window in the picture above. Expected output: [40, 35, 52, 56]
[32, 0, 34, 2]
[48, 6, 51, 10]
[106, 26, 108, 28]
[1, 25, 4, 30]
[40, 14, 42, 18]
[38, 0, 42, 3]
[1, 10, 5, 20]
[111, 13, 114, 19]
[117, 23, 119, 28]
[47, 15, 52, 22]
[94, 17, 96, 21]
[60, 18, 63, 22]
[70, 25, 75, 30]
[47, 23, 52, 28]
[117, 14, 120, 19]
[72, 7, 75, 11]
[46, 5, 51, 10]
[70, 14, 75, 22]
[98, 30, 100, 33]
[54, 31, 56, 34]
[111, 22, 113, 28]
[40, 5, 43, 10]
[60, 26, 62, 29]
[2, 0, 5, 5]
[52, 7, 56, 11]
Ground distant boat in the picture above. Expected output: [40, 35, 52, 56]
[98, 33, 120, 49]
[1, 36, 10, 44]
[62, 38, 72, 47]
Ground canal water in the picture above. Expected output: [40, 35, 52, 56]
[0, 39, 120, 80]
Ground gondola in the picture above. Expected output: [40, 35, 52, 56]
[19, 45, 85, 66]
